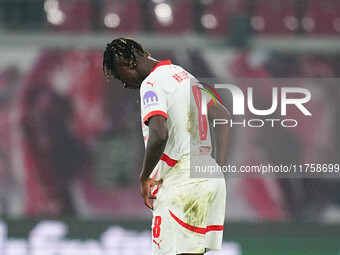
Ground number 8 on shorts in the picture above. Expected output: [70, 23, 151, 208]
[153, 216, 162, 238]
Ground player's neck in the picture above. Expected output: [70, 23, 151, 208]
[136, 55, 160, 81]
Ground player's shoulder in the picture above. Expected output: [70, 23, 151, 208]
[141, 63, 193, 93]
[141, 65, 173, 90]
[141, 72, 164, 92]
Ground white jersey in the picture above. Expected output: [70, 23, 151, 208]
[140, 61, 226, 254]
[140, 60, 214, 181]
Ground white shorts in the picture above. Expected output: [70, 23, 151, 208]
[151, 155, 226, 255]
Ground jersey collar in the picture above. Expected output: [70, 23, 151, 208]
[150, 60, 172, 74]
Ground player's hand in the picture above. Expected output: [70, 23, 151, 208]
[140, 178, 163, 210]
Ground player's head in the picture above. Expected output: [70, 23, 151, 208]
[103, 37, 151, 89]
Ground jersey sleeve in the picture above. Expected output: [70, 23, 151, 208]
[140, 79, 168, 125]
[207, 98, 215, 108]
[197, 82, 216, 109]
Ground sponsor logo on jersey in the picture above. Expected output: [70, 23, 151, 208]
[143, 90, 160, 108]
[146, 81, 156, 87]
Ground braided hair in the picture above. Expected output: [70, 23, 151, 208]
[103, 37, 150, 80]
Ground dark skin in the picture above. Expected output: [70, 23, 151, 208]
[104, 55, 166, 209]
[208, 101, 231, 167]
[105, 55, 230, 255]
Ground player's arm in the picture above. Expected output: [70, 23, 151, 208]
[208, 101, 231, 167]
[139, 115, 168, 209]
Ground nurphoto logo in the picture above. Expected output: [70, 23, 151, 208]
[200, 83, 312, 128]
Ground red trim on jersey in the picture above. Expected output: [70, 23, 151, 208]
[150, 60, 172, 74]
[207, 98, 215, 109]
[151, 168, 159, 180]
[160, 153, 178, 167]
[169, 210, 223, 234]
[143, 110, 167, 124]
[151, 168, 160, 196]
[150, 154, 177, 196]
[152, 186, 160, 196]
